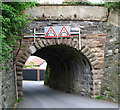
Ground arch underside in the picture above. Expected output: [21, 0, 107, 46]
[16, 38, 101, 98]
[33, 45, 93, 95]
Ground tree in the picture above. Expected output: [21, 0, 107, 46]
[29, 62, 35, 68]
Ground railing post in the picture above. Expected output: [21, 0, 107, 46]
[79, 28, 81, 50]
[34, 28, 36, 43]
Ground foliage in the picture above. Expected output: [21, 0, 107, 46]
[12, 98, 22, 110]
[23, 65, 34, 69]
[62, 1, 105, 6]
[96, 96, 105, 100]
[16, 98, 22, 103]
[23, 65, 30, 68]
[63, 1, 120, 12]
[1, 2, 37, 70]
[104, 2, 120, 12]
[23, 61, 41, 68]
[29, 61, 35, 67]
[23, 61, 38, 68]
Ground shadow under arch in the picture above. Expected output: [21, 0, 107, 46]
[32, 45, 93, 95]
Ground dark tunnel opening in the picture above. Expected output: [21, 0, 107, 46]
[32, 44, 93, 96]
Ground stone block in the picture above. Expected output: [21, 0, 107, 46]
[67, 39, 72, 46]
[63, 38, 68, 45]
[71, 41, 77, 48]
[107, 50, 113, 56]
[92, 69, 101, 74]
[17, 76, 23, 81]
[58, 38, 63, 45]
[26, 48, 32, 54]
[93, 64, 101, 69]
[29, 45, 36, 54]
[42, 39, 48, 47]
[17, 86, 23, 91]
[93, 75, 103, 79]
[109, 9, 120, 26]
[81, 47, 89, 53]
[16, 62, 24, 67]
[89, 57, 96, 62]
[57, 39, 61, 45]
[16, 66, 22, 71]
[17, 81, 22, 86]
[46, 39, 51, 45]
[24, 50, 31, 58]
[91, 60, 99, 66]
[34, 41, 40, 49]
[21, 54, 28, 60]
[92, 90, 100, 95]
[38, 40, 44, 47]
[18, 58, 26, 64]
[84, 49, 91, 56]
[114, 49, 119, 54]
[18, 92, 23, 97]
[87, 53, 95, 59]
[17, 72, 22, 75]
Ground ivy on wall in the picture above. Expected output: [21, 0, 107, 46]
[1, 2, 37, 70]
[104, 2, 120, 13]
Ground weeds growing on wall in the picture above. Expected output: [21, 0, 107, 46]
[104, 2, 120, 13]
[63, 1, 120, 13]
[63, 1, 105, 6]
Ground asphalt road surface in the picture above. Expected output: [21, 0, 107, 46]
[16, 81, 118, 109]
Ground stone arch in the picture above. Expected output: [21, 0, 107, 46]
[16, 38, 101, 98]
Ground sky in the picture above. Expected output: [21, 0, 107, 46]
[38, 0, 103, 4]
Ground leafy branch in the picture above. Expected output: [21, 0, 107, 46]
[1, 2, 38, 70]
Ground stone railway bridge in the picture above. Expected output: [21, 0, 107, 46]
[1, 5, 119, 109]
[15, 5, 107, 98]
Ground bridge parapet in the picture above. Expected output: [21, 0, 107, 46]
[25, 5, 107, 21]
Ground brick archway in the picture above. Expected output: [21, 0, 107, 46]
[16, 38, 101, 98]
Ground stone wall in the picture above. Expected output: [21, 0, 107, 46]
[1, 53, 16, 109]
[101, 9, 120, 102]
[17, 7, 107, 97]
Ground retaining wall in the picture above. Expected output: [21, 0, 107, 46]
[101, 9, 120, 102]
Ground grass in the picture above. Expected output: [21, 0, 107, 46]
[16, 98, 22, 103]
[12, 98, 22, 110]
[96, 96, 105, 100]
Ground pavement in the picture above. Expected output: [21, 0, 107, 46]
[16, 81, 118, 109]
